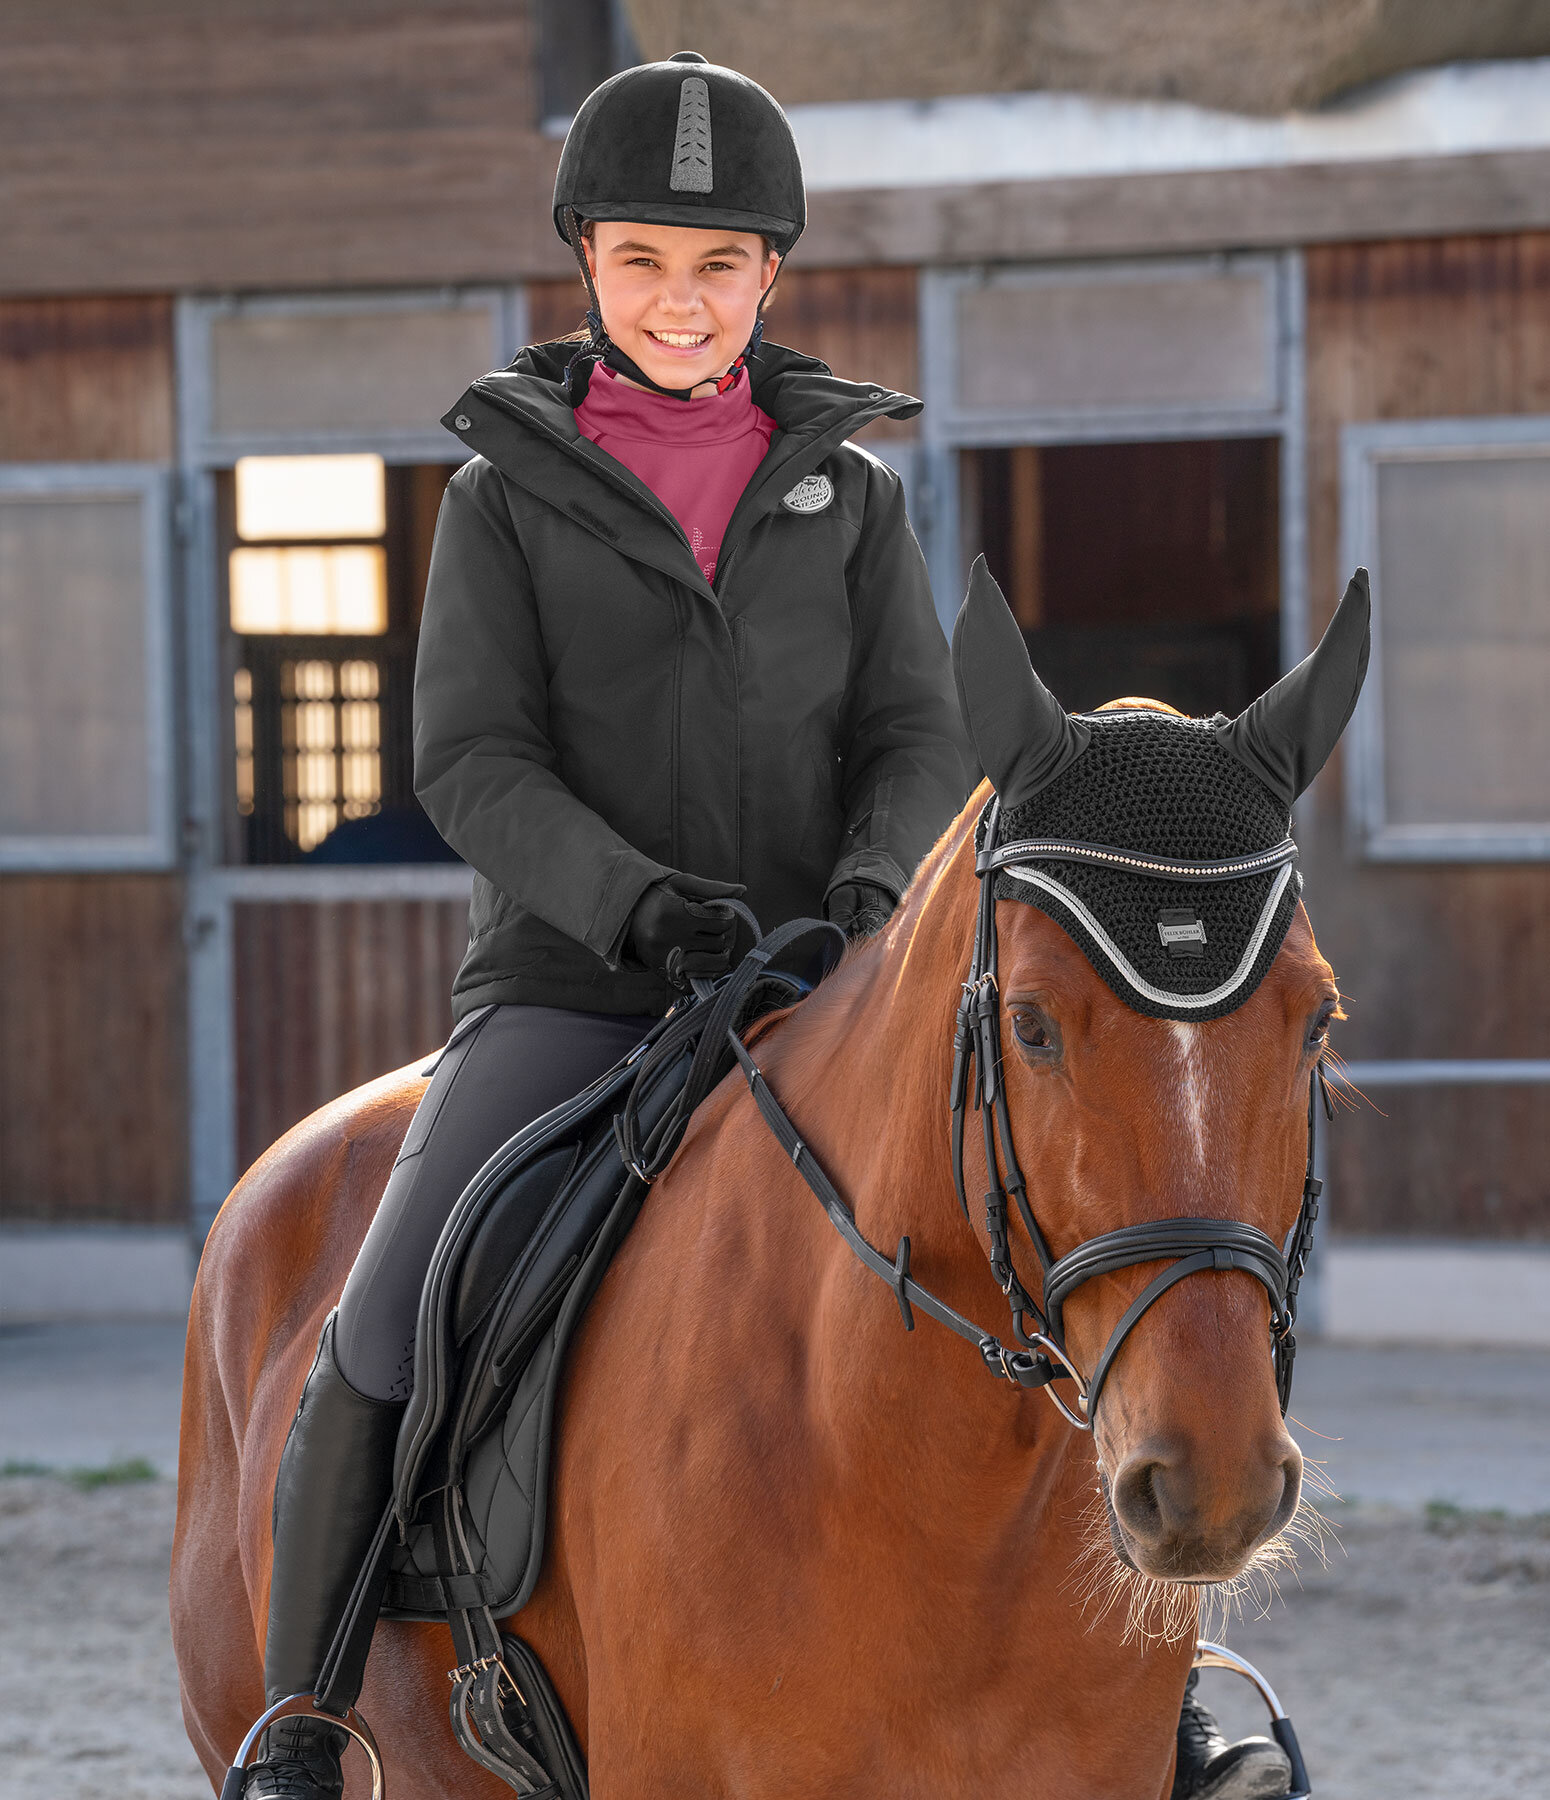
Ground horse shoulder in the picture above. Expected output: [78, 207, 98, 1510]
[173, 1061, 428, 1775]
[184, 1066, 426, 1603]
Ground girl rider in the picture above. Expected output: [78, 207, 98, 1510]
[236, 53, 1288, 1800]
[238, 52, 967, 1800]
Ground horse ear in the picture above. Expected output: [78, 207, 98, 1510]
[1215, 567, 1372, 806]
[952, 556, 1089, 808]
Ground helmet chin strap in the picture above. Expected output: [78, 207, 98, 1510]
[560, 206, 777, 403]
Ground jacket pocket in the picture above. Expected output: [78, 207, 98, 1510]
[467, 874, 514, 944]
[798, 743, 844, 869]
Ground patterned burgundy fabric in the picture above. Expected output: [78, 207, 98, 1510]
[574, 364, 775, 581]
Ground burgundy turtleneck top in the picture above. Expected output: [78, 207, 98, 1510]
[574, 365, 776, 583]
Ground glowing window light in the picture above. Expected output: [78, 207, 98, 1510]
[230, 545, 387, 634]
[275, 658, 383, 850]
[235, 454, 386, 541]
[233, 667, 255, 815]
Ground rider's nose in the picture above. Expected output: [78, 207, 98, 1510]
[1110, 1434, 1302, 1574]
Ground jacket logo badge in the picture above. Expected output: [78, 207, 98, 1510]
[782, 474, 834, 514]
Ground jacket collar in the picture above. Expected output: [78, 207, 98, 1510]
[442, 341, 919, 596]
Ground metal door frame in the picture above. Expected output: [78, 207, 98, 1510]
[176, 289, 521, 1237]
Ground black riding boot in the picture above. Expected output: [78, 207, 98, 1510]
[1171, 1668, 1293, 1800]
[242, 1313, 404, 1800]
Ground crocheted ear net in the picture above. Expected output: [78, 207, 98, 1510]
[992, 709, 1300, 1022]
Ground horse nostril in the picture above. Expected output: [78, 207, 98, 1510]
[1276, 1447, 1304, 1523]
[1110, 1456, 1165, 1539]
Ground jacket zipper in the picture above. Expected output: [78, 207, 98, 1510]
[670, 591, 684, 868]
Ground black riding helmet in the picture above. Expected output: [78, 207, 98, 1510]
[552, 50, 806, 400]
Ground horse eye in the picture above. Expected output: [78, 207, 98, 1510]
[1012, 1011, 1053, 1052]
[1309, 1002, 1336, 1048]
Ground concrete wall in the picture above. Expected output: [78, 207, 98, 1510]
[627, 0, 1550, 114]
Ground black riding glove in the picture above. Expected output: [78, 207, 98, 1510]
[826, 880, 895, 940]
[625, 873, 745, 984]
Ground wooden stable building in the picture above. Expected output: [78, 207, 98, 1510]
[1, 2, 1546, 1340]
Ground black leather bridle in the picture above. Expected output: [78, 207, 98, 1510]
[734, 797, 1329, 1431]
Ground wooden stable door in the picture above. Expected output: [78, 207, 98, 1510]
[232, 896, 467, 1175]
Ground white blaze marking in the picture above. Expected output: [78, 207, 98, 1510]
[1169, 1021, 1209, 1169]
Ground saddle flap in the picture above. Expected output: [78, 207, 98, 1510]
[444, 1041, 696, 1471]
[452, 1142, 582, 1351]
[393, 1052, 648, 1518]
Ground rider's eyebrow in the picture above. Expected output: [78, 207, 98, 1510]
[609, 239, 750, 260]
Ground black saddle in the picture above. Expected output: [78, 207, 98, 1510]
[371, 917, 844, 1796]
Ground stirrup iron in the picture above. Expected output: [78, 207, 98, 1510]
[1192, 1642, 1310, 1800]
[218, 1692, 384, 1800]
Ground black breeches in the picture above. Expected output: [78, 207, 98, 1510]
[334, 1003, 654, 1402]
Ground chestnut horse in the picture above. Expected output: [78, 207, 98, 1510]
[172, 752, 1336, 1798]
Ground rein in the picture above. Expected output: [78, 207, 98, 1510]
[728, 800, 1330, 1432]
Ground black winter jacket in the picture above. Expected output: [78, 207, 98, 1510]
[415, 341, 971, 1020]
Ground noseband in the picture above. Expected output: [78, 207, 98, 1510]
[734, 797, 1329, 1432]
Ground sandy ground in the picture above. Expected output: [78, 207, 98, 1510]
[0, 1475, 210, 1800]
[3, 1327, 1548, 1797]
[1, 1472, 1546, 1800]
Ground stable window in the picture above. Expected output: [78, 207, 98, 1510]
[962, 437, 1281, 718]
[222, 454, 461, 863]
[1342, 418, 1550, 860]
[0, 465, 174, 868]
[914, 256, 1301, 671]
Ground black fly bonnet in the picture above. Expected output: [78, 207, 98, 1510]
[943, 558, 1371, 1421]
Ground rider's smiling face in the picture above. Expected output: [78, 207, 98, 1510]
[584, 221, 779, 396]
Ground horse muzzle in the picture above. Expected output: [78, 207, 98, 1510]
[1102, 1430, 1303, 1582]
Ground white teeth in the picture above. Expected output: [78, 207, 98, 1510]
[649, 331, 710, 347]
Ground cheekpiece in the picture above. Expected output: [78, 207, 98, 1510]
[985, 709, 1300, 1022]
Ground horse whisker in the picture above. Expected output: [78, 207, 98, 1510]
[1066, 1487, 1331, 1649]
[1291, 1452, 1342, 1502]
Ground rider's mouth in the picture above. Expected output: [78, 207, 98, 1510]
[645, 329, 713, 353]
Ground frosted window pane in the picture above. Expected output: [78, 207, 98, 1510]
[1377, 455, 1550, 828]
[0, 495, 150, 836]
[955, 269, 1276, 416]
[211, 308, 495, 438]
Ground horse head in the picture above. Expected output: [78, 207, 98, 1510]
[949, 558, 1369, 1593]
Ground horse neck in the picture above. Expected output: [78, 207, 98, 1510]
[752, 798, 1088, 1544]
